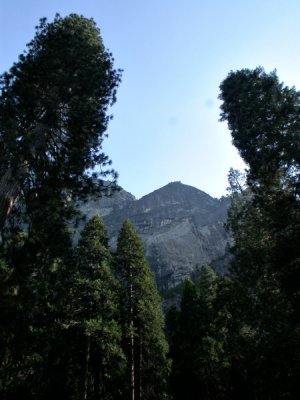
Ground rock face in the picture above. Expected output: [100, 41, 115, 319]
[80, 182, 230, 288]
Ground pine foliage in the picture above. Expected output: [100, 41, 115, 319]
[114, 220, 170, 400]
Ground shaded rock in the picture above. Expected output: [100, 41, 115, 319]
[80, 181, 230, 288]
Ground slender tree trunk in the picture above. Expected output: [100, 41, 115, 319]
[138, 328, 142, 400]
[83, 335, 91, 400]
[135, 325, 142, 400]
[93, 360, 100, 400]
[0, 124, 47, 232]
[0, 168, 20, 232]
[131, 327, 135, 400]
[130, 267, 135, 400]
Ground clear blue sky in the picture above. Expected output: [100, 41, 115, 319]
[1, 0, 300, 198]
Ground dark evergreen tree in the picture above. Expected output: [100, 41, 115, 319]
[219, 67, 300, 190]
[0, 229, 74, 399]
[169, 269, 231, 400]
[169, 279, 201, 400]
[114, 220, 169, 400]
[0, 13, 121, 232]
[219, 67, 300, 399]
[69, 215, 123, 400]
[0, 14, 121, 399]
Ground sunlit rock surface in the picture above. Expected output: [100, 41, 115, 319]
[80, 182, 230, 288]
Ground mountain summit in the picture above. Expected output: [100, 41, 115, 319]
[80, 182, 230, 288]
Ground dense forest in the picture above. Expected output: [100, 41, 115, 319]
[1, 14, 300, 400]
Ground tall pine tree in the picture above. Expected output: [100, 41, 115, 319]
[114, 220, 169, 400]
[70, 215, 123, 400]
[219, 67, 300, 398]
[0, 14, 121, 232]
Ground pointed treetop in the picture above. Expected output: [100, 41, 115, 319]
[76, 214, 111, 263]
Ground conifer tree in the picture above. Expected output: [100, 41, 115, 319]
[0, 14, 121, 232]
[0, 14, 121, 397]
[0, 228, 74, 398]
[219, 67, 300, 398]
[114, 220, 169, 400]
[168, 269, 232, 400]
[70, 215, 123, 400]
[169, 279, 200, 400]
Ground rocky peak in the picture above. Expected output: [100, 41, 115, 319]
[139, 181, 214, 209]
[80, 182, 230, 289]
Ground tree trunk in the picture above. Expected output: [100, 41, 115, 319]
[138, 329, 142, 400]
[131, 327, 135, 400]
[0, 168, 21, 232]
[130, 267, 135, 400]
[83, 335, 91, 400]
[93, 361, 100, 400]
[0, 124, 47, 232]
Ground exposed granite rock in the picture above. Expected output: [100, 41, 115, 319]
[80, 186, 136, 220]
[80, 182, 230, 288]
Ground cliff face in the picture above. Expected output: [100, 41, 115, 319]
[80, 182, 230, 288]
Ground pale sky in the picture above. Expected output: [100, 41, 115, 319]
[1, 0, 300, 198]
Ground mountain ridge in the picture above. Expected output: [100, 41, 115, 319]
[80, 181, 230, 288]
